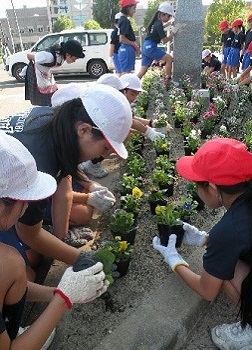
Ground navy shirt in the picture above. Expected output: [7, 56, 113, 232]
[118, 15, 136, 41]
[231, 31, 245, 49]
[0, 107, 59, 226]
[245, 29, 252, 50]
[203, 193, 252, 280]
[110, 26, 120, 53]
[221, 30, 235, 48]
[203, 55, 221, 72]
[145, 19, 166, 44]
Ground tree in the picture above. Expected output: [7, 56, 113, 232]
[92, 0, 120, 29]
[52, 15, 74, 33]
[205, 0, 247, 46]
[83, 19, 101, 29]
[143, 0, 162, 30]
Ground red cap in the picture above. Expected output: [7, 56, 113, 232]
[176, 138, 252, 185]
[219, 20, 229, 31]
[120, 0, 139, 6]
[248, 42, 252, 53]
[232, 18, 243, 28]
[248, 14, 252, 22]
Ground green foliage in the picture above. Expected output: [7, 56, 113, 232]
[83, 19, 101, 29]
[119, 174, 142, 195]
[204, 0, 246, 46]
[110, 209, 135, 233]
[52, 15, 74, 32]
[147, 187, 167, 202]
[152, 169, 174, 185]
[93, 0, 120, 28]
[120, 193, 142, 214]
[153, 204, 181, 225]
[94, 249, 115, 285]
[143, 0, 162, 30]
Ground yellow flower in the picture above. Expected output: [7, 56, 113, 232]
[132, 187, 143, 198]
[155, 205, 161, 215]
[119, 241, 128, 251]
[161, 143, 168, 151]
[114, 236, 122, 241]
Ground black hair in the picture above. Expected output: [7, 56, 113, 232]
[121, 5, 133, 16]
[216, 180, 252, 327]
[51, 98, 103, 181]
[147, 11, 160, 33]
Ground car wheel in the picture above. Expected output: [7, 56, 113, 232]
[88, 60, 107, 79]
[13, 63, 26, 82]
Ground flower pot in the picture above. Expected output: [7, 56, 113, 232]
[111, 226, 137, 245]
[174, 119, 183, 128]
[149, 199, 167, 215]
[190, 115, 199, 124]
[184, 147, 198, 156]
[200, 129, 211, 140]
[201, 82, 207, 89]
[159, 182, 174, 197]
[115, 258, 131, 277]
[157, 224, 184, 248]
[155, 150, 170, 157]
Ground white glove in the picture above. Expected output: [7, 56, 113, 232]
[182, 222, 208, 247]
[153, 235, 189, 272]
[107, 57, 114, 70]
[57, 262, 108, 304]
[144, 126, 165, 141]
[89, 183, 116, 201]
[87, 189, 116, 211]
[172, 22, 186, 34]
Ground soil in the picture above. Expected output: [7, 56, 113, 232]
[25, 120, 226, 349]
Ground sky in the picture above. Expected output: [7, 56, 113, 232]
[0, 0, 213, 19]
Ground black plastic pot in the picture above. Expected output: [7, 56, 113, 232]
[157, 224, 184, 248]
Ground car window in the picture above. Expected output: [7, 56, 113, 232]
[35, 35, 61, 51]
[88, 33, 108, 46]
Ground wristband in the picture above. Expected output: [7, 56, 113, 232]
[53, 288, 73, 309]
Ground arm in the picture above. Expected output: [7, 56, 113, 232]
[175, 266, 223, 301]
[119, 35, 138, 50]
[239, 65, 252, 81]
[51, 176, 73, 240]
[109, 43, 115, 57]
[161, 32, 175, 44]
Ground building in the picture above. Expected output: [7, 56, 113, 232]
[0, 6, 49, 53]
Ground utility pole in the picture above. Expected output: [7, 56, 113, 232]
[5, 10, 15, 53]
[10, 0, 24, 51]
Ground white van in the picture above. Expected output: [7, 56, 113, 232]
[5, 28, 113, 82]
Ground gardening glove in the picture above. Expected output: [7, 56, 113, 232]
[182, 222, 208, 247]
[144, 126, 165, 141]
[90, 183, 116, 200]
[172, 22, 186, 34]
[152, 235, 189, 272]
[153, 235, 189, 272]
[87, 189, 116, 211]
[57, 262, 108, 304]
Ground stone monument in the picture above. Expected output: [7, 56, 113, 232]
[173, 0, 204, 87]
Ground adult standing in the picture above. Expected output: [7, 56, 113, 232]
[25, 39, 84, 106]
[118, 0, 139, 75]
[153, 138, 252, 349]
[0, 132, 107, 349]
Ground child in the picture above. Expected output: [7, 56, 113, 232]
[108, 12, 122, 75]
[219, 20, 234, 77]
[153, 138, 252, 349]
[202, 49, 221, 74]
[0, 132, 107, 349]
[137, 2, 180, 83]
[118, 0, 139, 74]
[241, 14, 252, 79]
[238, 41, 252, 86]
[227, 18, 245, 78]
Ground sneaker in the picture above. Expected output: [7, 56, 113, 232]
[78, 160, 108, 178]
[211, 321, 252, 350]
[18, 326, 56, 349]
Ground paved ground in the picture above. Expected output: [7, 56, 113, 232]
[0, 64, 238, 349]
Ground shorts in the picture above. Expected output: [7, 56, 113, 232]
[118, 44, 136, 72]
[141, 40, 166, 67]
[227, 47, 240, 67]
[112, 53, 122, 74]
[242, 51, 251, 70]
[0, 227, 29, 265]
[222, 47, 231, 65]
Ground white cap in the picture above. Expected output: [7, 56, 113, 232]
[0, 132, 57, 201]
[202, 49, 211, 59]
[96, 73, 129, 90]
[51, 83, 87, 107]
[120, 73, 146, 92]
[115, 12, 122, 20]
[158, 2, 174, 16]
[81, 84, 132, 159]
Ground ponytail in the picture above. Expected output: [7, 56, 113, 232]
[147, 11, 159, 33]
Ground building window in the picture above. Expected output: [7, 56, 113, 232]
[19, 28, 24, 34]
[28, 27, 34, 33]
[37, 26, 43, 32]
